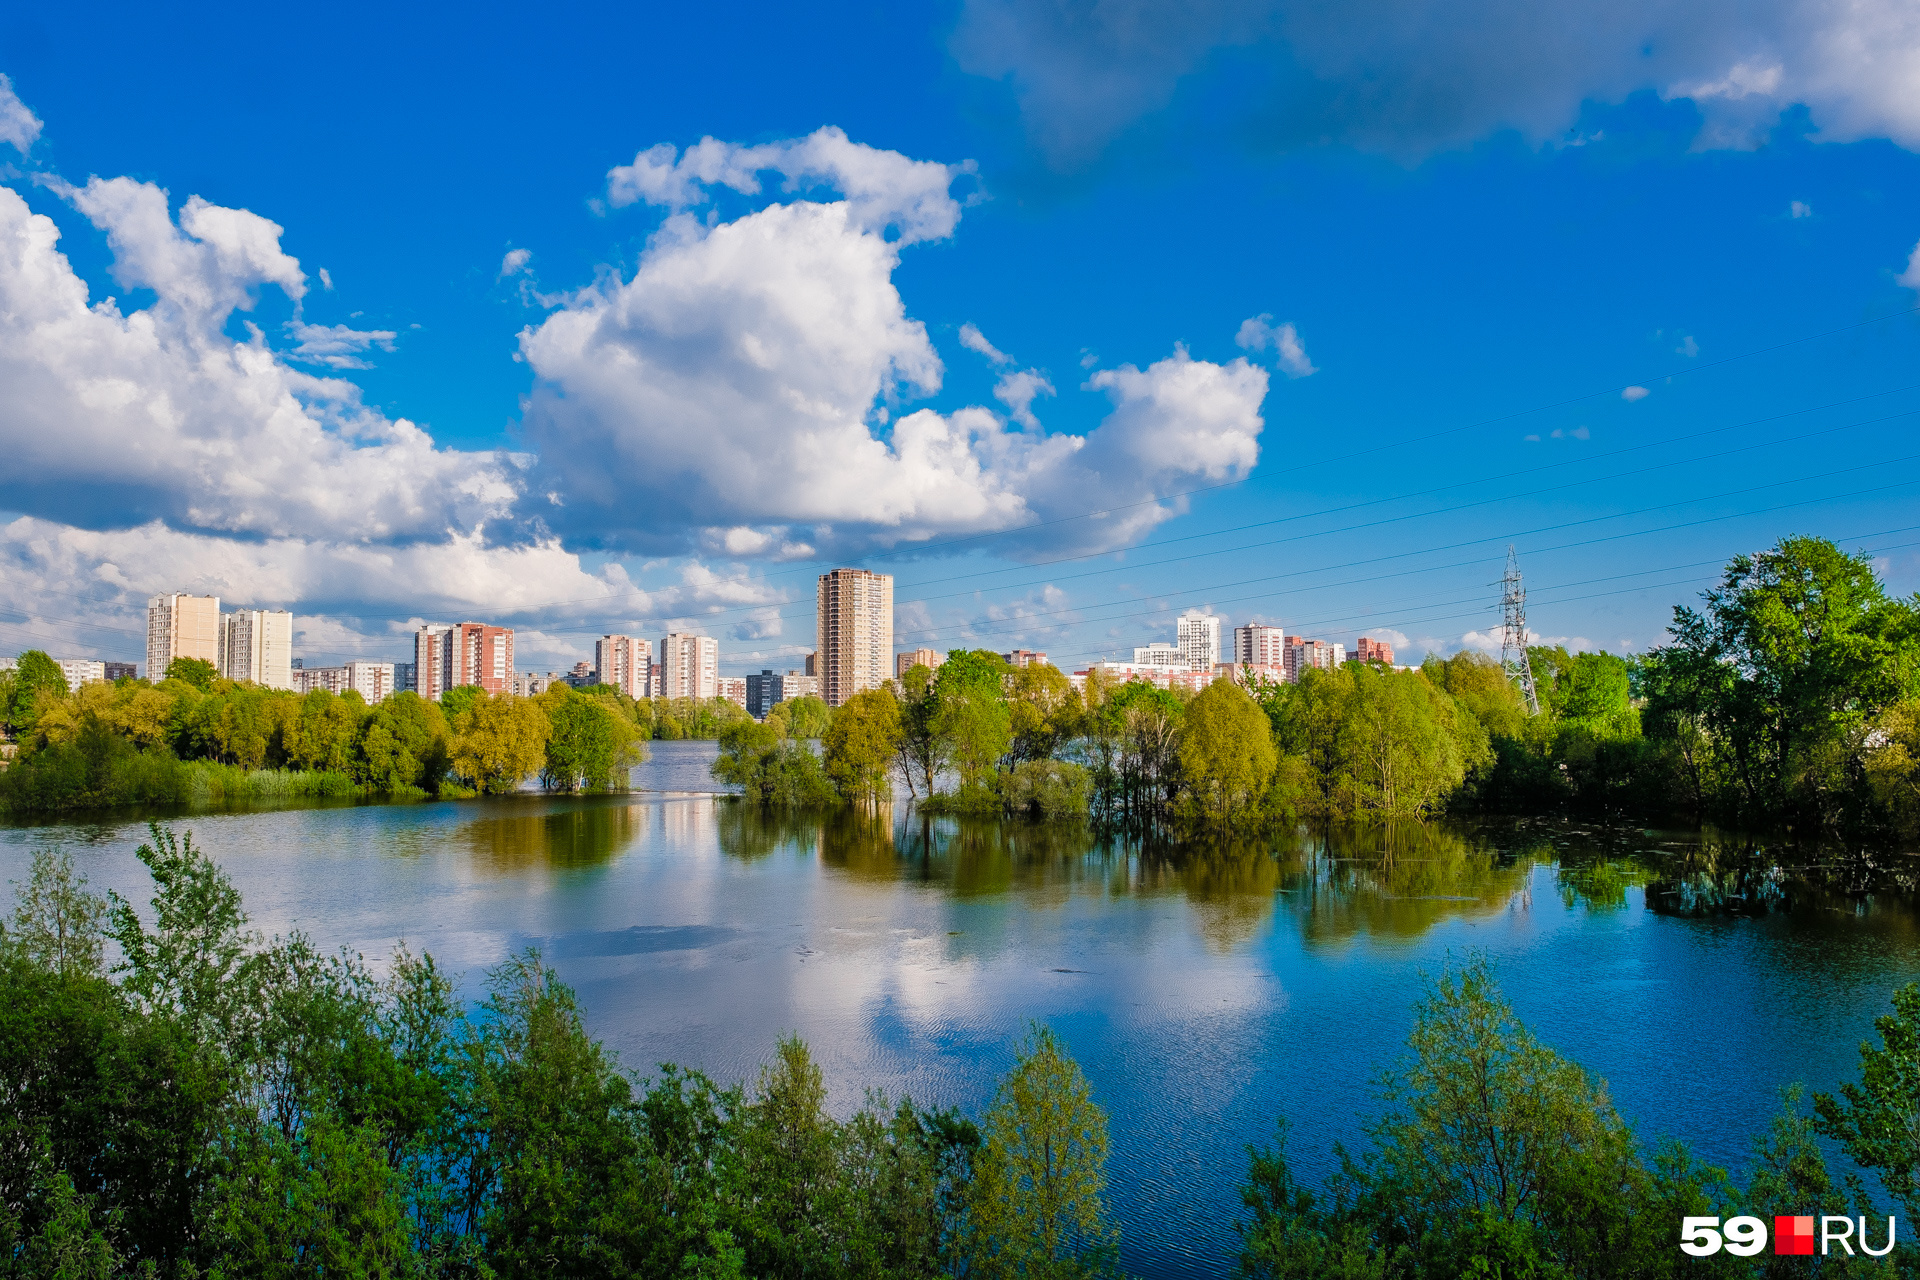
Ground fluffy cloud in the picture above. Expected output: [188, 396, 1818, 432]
[520, 133, 1270, 557]
[0, 74, 42, 154]
[952, 0, 1920, 167]
[0, 178, 516, 541]
[993, 369, 1055, 428]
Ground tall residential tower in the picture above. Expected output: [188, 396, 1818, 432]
[146, 593, 220, 681]
[816, 568, 893, 707]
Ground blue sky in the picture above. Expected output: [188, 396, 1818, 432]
[2, 0, 1918, 675]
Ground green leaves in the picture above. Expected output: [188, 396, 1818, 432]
[1815, 982, 1920, 1222]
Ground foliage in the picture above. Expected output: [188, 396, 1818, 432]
[965, 1025, 1119, 1278]
[163, 657, 219, 691]
[1002, 760, 1093, 820]
[449, 693, 551, 794]
[712, 720, 839, 807]
[823, 687, 902, 803]
[934, 650, 1015, 791]
[1815, 982, 1920, 1223]
[1646, 536, 1920, 839]
[640, 696, 753, 741]
[6, 650, 67, 731]
[3, 850, 108, 979]
[1179, 680, 1278, 827]
[539, 686, 644, 791]
[774, 694, 833, 741]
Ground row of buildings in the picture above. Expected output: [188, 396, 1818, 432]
[53, 578, 1392, 714]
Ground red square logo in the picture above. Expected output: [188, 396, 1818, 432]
[1775, 1216, 1815, 1256]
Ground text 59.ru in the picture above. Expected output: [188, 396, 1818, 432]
[1681, 1216, 1897, 1257]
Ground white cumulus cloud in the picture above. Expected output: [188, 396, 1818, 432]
[521, 132, 1271, 557]
[993, 369, 1055, 428]
[0, 178, 516, 542]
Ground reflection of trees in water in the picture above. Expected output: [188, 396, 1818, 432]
[1139, 839, 1282, 951]
[1285, 820, 1534, 945]
[455, 800, 642, 872]
[715, 802, 820, 862]
[894, 813, 1113, 901]
[1637, 825, 1920, 926]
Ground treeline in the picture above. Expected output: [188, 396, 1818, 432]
[0, 830, 1122, 1277]
[0, 658, 680, 812]
[722, 537, 1920, 848]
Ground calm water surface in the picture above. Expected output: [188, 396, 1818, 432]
[5, 739, 1918, 1277]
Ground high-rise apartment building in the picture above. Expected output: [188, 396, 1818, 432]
[895, 648, 944, 677]
[657, 634, 719, 700]
[414, 623, 513, 700]
[1002, 649, 1047, 668]
[715, 676, 748, 709]
[1354, 636, 1396, 665]
[146, 593, 220, 681]
[220, 609, 294, 689]
[104, 662, 137, 682]
[394, 662, 416, 694]
[596, 636, 652, 700]
[816, 569, 893, 708]
[1234, 624, 1287, 668]
[782, 671, 820, 701]
[1177, 609, 1222, 672]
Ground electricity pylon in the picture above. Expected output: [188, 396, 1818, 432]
[1499, 545, 1541, 716]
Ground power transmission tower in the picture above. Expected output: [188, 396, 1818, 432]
[1499, 545, 1541, 716]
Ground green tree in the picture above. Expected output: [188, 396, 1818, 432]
[284, 688, 366, 773]
[107, 823, 262, 1054]
[450, 694, 551, 794]
[7, 650, 68, 732]
[4, 850, 108, 979]
[778, 695, 833, 740]
[964, 1025, 1118, 1278]
[713, 721, 837, 807]
[892, 665, 945, 799]
[823, 688, 901, 804]
[540, 687, 644, 791]
[164, 656, 219, 691]
[1654, 536, 1920, 834]
[1178, 680, 1277, 826]
[934, 651, 1014, 793]
[354, 691, 452, 793]
[1815, 982, 1920, 1223]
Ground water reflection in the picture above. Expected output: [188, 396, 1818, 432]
[452, 798, 642, 873]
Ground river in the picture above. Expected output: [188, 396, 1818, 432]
[3, 739, 1916, 1276]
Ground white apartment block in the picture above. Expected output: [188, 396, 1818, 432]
[1132, 642, 1186, 669]
[816, 568, 893, 707]
[781, 671, 821, 701]
[1177, 609, 1222, 672]
[596, 635, 652, 700]
[1234, 624, 1288, 668]
[57, 658, 106, 690]
[715, 675, 748, 709]
[658, 633, 719, 700]
[146, 593, 220, 681]
[293, 661, 396, 703]
[220, 609, 294, 689]
[1286, 639, 1347, 679]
